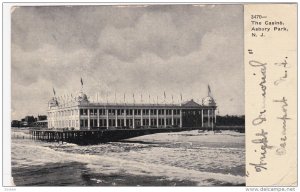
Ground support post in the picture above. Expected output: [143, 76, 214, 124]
[201, 109, 204, 127]
[208, 109, 210, 129]
[106, 109, 109, 129]
[78, 109, 81, 130]
[87, 109, 90, 130]
[149, 109, 151, 126]
[164, 109, 167, 128]
[211, 109, 214, 130]
[97, 109, 100, 127]
[115, 109, 118, 128]
[156, 109, 159, 128]
[133, 109, 135, 129]
[179, 109, 183, 128]
[141, 109, 143, 127]
[171, 109, 174, 126]
[124, 109, 127, 127]
[214, 109, 217, 123]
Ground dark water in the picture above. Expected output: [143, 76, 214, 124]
[12, 162, 200, 186]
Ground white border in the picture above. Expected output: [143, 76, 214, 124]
[1, 1, 298, 192]
[2, 2, 12, 187]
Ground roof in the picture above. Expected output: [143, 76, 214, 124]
[181, 99, 201, 107]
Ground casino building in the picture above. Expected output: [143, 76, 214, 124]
[47, 88, 217, 130]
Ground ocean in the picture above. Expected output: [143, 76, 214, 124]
[11, 128, 245, 186]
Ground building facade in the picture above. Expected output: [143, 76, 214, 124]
[47, 91, 217, 130]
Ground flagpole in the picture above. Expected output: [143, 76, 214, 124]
[133, 93, 135, 105]
[80, 77, 84, 91]
[180, 93, 183, 105]
[53, 87, 56, 98]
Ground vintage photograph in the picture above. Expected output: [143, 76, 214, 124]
[11, 4, 245, 186]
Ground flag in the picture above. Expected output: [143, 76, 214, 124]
[81, 77, 83, 87]
[53, 88, 56, 96]
[208, 84, 211, 96]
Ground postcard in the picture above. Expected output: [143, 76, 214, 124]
[2, 2, 297, 189]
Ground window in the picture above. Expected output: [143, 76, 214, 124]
[167, 109, 172, 115]
[134, 109, 141, 115]
[117, 109, 122, 115]
[90, 119, 94, 127]
[150, 109, 154, 115]
[145, 109, 149, 115]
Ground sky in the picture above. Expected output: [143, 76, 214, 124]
[11, 4, 244, 120]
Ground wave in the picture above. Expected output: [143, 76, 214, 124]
[11, 140, 245, 186]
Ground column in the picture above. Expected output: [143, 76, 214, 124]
[115, 109, 118, 127]
[87, 109, 90, 130]
[156, 109, 159, 128]
[201, 109, 204, 127]
[179, 109, 182, 128]
[97, 109, 100, 127]
[214, 109, 217, 123]
[208, 109, 210, 128]
[211, 109, 214, 129]
[106, 109, 109, 129]
[124, 109, 127, 127]
[164, 109, 167, 128]
[141, 109, 143, 127]
[133, 109, 135, 129]
[171, 109, 174, 126]
[149, 109, 151, 126]
[77, 109, 80, 129]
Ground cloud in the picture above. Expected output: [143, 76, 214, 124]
[11, 5, 244, 119]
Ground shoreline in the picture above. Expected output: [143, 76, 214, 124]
[12, 161, 245, 186]
[11, 129, 245, 186]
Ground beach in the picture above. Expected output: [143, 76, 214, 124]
[11, 128, 245, 186]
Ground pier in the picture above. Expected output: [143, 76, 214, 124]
[30, 126, 244, 145]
